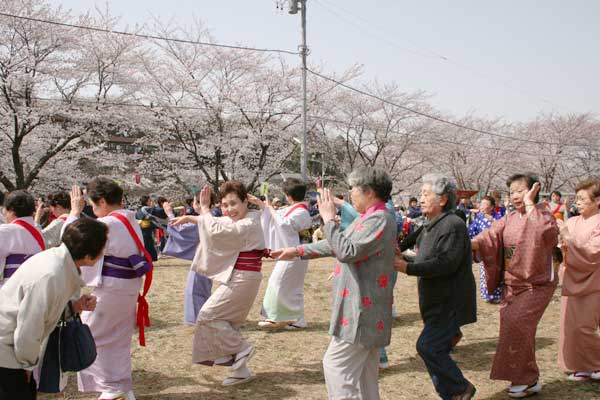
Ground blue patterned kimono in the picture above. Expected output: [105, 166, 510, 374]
[468, 212, 503, 302]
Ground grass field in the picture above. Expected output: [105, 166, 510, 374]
[41, 258, 600, 400]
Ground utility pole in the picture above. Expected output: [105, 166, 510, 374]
[287, 0, 308, 180]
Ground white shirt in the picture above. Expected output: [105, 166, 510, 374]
[261, 203, 312, 249]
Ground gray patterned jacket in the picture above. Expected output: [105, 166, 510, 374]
[299, 203, 397, 348]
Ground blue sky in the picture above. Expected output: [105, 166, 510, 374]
[50, 0, 599, 121]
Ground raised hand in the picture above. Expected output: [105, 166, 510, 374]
[317, 188, 337, 224]
[524, 182, 541, 206]
[247, 194, 266, 210]
[70, 185, 85, 217]
[198, 185, 212, 214]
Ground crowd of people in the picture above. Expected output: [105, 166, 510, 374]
[0, 169, 598, 400]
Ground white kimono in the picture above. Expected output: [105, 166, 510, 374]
[260, 204, 312, 322]
[0, 217, 45, 289]
[41, 215, 68, 248]
[64, 210, 145, 395]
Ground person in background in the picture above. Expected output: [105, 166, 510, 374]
[548, 190, 568, 221]
[253, 178, 312, 330]
[394, 173, 477, 400]
[489, 190, 507, 218]
[0, 218, 104, 400]
[35, 191, 71, 248]
[184, 198, 198, 216]
[468, 196, 503, 304]
[407, 197, 422, 218]
[0, 191, 45, 290]
[136, 196, 158, 261]
[557, 178, 600, 382]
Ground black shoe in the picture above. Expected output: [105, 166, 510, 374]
[452, 382, 476, 400]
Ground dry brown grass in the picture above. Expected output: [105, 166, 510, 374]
[40, 258, 599, 400]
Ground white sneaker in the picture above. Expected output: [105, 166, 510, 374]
[508, 380, 542, 398]
[379, 361, 390, 369]
[257, 320, 284, 329]
[222, 375, 254, 386]
[567, 371, 591, 381]
[591, 370, 600, 380]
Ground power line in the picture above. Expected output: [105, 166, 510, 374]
[312, 0, 571, 113]
[305, 67, 583, 148]
[0, 12, 299, 56]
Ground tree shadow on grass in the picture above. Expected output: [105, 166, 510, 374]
[392, 312, 422, 327]
[481, 378, 600, 400]
[241, 319, 331, 333]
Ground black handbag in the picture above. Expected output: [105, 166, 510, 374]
[59, 301, 97, 372]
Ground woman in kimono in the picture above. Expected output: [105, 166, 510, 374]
[272, 167, 396, 400]
[472, 173, 558, 398]
[557, 178, 600, 381]
[251, 177, 312, 330]
[170, 181, 265, 386]
[0, 190, 45, 290]
[468, 195, 503, 303]
[64, 179, 153, 400]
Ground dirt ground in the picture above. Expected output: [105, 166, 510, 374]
[41, 258, 599, 400]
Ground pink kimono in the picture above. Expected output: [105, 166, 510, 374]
[558, 213, 600, 372]
[473, 205, 558, 385]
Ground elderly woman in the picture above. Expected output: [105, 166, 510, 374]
[471, 173, 558, 398]
[394, 174, 477, 400]
[273, 167, 396, 400]
[557, 178, 600, 381]
[468, 195, 503, 303]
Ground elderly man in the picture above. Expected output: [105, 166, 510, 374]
[394, 173, 477, 400]
[0, 218, 106, 399]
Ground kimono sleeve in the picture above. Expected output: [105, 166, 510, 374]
[525, 205, 558, 248]
[472, 215, 506, 291]
[299, 238, 333, 259]
[564, 222, 600, 272]
[340, 202, 360, 230]
[0, 226, 8, 278]
[323, 213, 390, 264]
[199, 213, 253, 248]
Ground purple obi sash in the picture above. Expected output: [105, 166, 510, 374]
[3, 254, 31, 279]
[102, 255, 152, 279]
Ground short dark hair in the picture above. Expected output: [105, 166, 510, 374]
[409, 197, 418, 204]
[0, 191, 4, 206]
[185, 197, 194, 207]
[4, 190, 35, 217]
[219, 181, 247, 203]
[282, 178, 307, 202]
[87, 177, 123, 206]
[481, 195, 496, 208]
[62, 218, 108, 261]
[157, 196, 167, 206]
[140, 195, 150, 207]
[47, 191, 71, 210]
[551, 190, 562, 198]
[506, 173, 541, 203]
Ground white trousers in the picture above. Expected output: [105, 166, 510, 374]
[322, 336, 380, 400]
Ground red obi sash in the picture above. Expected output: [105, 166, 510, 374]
[234, 250, 269, 272]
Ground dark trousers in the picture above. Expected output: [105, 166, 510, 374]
[416, 319, 469, 400]
[0, 367, 37, 400]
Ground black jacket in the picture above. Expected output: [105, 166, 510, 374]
[407, 211, 477, 327]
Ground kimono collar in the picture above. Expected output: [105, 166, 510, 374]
[423, 211, 452, 231]
[359, 201, 388, 220]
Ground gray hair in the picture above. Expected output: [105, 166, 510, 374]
[422, 173, 457, 212]
[347, 167, 393, 201]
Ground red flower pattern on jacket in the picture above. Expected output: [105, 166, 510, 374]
[377, 274, 389, 289]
